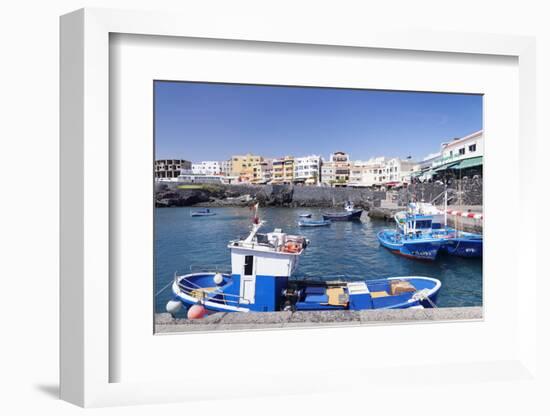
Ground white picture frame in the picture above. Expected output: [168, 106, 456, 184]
[60, 8, 539, 408]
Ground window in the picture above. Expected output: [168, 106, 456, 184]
[469, 144, 477, 152]
[459, 148, 465, 155]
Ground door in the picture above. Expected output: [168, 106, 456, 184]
[240, 255, 255, 304]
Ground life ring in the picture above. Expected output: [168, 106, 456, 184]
[283, 241, 300, 253]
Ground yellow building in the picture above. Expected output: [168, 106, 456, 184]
[271, 156, 294, 184]
[230, 154, 263, 182]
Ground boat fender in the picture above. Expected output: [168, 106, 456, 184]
[213, 273, 224, 285]
[166, 299, 183, 316]
[188, 304, 207, 320]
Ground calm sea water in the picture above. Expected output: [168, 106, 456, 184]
[155, 207, 482, 316]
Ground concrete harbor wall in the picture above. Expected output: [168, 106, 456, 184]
[155, 307, 483, 333]
[155, 179, 482, 209]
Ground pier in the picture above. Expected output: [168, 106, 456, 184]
[155, 307, 482, 333]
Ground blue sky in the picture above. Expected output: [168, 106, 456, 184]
[154, 81, 482, 162]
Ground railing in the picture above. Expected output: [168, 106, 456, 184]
[188, 264, 230, 273]
[176, 276, 250, 306]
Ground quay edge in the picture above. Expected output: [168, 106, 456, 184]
[154, 306, 483, 333]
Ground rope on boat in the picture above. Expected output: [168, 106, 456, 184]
[155, 280, 174, 297]
[412, 289, 438, 308]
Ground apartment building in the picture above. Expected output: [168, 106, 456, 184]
[154, 159, 192, 179]
[230, 153, 263, 182]
[271, 156, 294, 184]
[191, 161, 222, 175]
[321, 151, 350, 186]
[293, 155, 321, 185]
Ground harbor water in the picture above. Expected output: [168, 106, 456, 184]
[155, 207, 482, 316]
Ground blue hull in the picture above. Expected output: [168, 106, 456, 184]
[443, 237, 483, 257]
[298, 219, 331, 227]
[377, 230, 442, 261]
[172, 273, 441, 313]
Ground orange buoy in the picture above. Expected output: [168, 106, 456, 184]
[187, 304, 207, 320]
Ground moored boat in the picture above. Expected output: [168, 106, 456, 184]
[377, 229, 444, 261]
[168, 204, 441, 316]
[434, 230, 483, 257]
[396, 194, 483, 258]
[298, 219, 331, 227]
[298, 212, 312, 218]
[322, 201, 363, 221]
[190, 208, 216, 217]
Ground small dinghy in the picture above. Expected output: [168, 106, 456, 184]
[190, 208, 216, 217]
[322, 201, 362, 221]
[298, 219, 331, 227]
[298, 212, 312, 218]
[168, 204, 441, 317]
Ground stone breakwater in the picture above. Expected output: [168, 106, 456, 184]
[155, 307, 483, 333]
[155, 183, 385, 209]
[155, 179, 482, 209]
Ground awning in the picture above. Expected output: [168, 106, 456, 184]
[433, 162, 459, 172]
[451, 156, 483, 170]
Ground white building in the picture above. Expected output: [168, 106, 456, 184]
[219, 160, 232, 176]
[435, 130, 483, 167]
[411, 130, 484, 182]
[348, 158, 384, 187]
[348, 157, 415, 187]
[191, 161, 222, 175]
[293, 155, 321, 184]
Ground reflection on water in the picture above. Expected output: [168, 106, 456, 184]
[155, 207, 482, 313]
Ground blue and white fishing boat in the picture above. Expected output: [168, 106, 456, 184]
[168, 204, 441, 316]
[190, 208, 216, 217]
[397, 195, 483, 258]
[322, 201, 363, 221]
[377, 214, 446, 260]
[298, 219, 331, 227]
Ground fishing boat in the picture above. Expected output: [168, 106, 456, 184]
[298, 219, 331, 227]
[167, 204, 441, 316]
[397, 193, 483, 258]
[377, 214, 446, 260]
[322, 201, 363, 221]
[298, 212, 312, 218]
[190, 208, 216, 217]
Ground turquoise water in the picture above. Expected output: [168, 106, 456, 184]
[155, 207, 482, 316]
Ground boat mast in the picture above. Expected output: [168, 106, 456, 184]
[244, 202, 263, 243]
[444, 188, 448, 228]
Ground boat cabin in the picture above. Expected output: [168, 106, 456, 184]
[224, 223, 309, 311]
[397, 214, 435, 237]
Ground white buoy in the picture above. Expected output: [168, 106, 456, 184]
[213, 273, 224, 285]
[166, 299, 183, 315]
